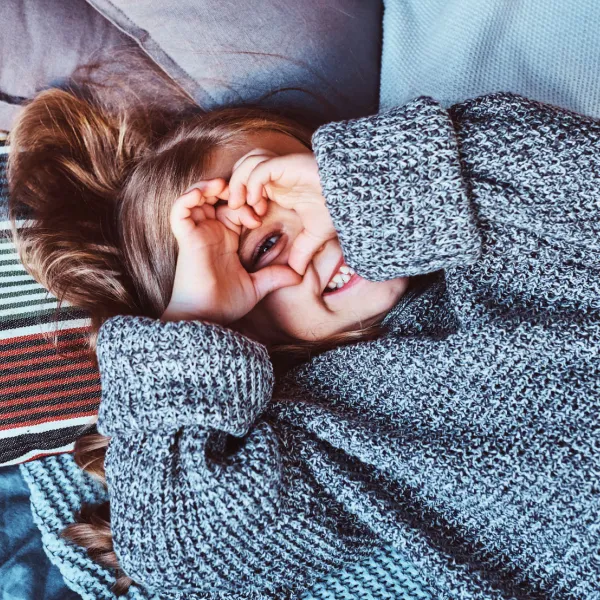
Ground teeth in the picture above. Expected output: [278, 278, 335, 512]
[324, 263, 355, 293]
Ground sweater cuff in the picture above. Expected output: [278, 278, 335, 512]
[96, 316, 274, 437]
[311, 96, 482, 280]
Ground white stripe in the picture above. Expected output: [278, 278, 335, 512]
[0, 220, 26, 229]
[0, 146, 9, 156]
[1, 443, 77, 467]
[0, 298, 58, 318]
[0, 274, 35, 283]
[0, 282, 45, 295]
[0, 317, 90, 340]
[0, 415, 98, 441]
[0, 261, 26, 273]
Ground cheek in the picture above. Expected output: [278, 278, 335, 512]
[260, 288, 326, 340]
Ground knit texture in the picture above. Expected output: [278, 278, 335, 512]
[20, 453, 432, 600]
[379, 0, 600, 118]
[24, 93, 600, 598]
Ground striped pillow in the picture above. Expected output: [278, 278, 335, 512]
[0, 141, 100, 466]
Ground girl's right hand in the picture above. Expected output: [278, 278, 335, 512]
[161, 179, 301, 325]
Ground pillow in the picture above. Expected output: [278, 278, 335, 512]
[0, 0, 133, 131]
[0, 143, 99, 466]
[379, 0, 600, 118]
[84, 0, 383, 125]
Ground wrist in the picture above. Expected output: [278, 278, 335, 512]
[161, 298, 228, 325]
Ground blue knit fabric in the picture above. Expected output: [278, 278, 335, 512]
[380, 0, 600, 118]
[20, 453, 431, 600]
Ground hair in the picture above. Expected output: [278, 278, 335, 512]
[6, 51, 428, 595]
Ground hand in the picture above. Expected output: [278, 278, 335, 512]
[221, 149, 337, 275]
[161, 179, 301, 325]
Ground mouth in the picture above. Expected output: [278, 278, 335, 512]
[322, 257, 357, 296]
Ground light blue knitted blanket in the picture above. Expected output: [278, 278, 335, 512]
[20, 454, 431, 599]
[380, 0, 600, 117]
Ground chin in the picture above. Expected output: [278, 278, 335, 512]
[355, 277, 410, 315]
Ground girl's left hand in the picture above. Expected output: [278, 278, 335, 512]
[220, 149, 337, 275]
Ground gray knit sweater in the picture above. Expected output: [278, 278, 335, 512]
[96, 93, 600, 600]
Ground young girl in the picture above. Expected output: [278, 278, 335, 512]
[8, 72, 600, 599]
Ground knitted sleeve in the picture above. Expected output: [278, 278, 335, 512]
[94, 316, 374, 597]
[311, 92, 600, 327]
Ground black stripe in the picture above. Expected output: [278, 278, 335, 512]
[0, 391, 100, 421]
[0, 269, 32, 277]
[1, 297, 60, 312]
[0, 286, 50, 300]
[0, 376, 100, 402]
[1, 344, 92, 365]
[0, 278, 43, 289]
[0, 307, 88, 331]
[0, 401, 101, 428]
[0, 424, 98, 464]
[1, 356, 96, 376]
[0, 364, 99, 389]
[0, 329, 89, 353]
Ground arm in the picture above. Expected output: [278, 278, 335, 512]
[311, 93, 600, 327]
[96, 316, 373, 597]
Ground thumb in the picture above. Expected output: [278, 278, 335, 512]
[288, 229, 329, 276]
[250, 264, 302, 302]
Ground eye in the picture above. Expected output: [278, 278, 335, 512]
[253, 233, 282, 268]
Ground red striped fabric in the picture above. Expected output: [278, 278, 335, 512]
[1, 142, 102, 466]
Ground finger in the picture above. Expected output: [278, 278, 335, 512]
[170, 189, 204, 239]
[231, 147, 277, 173]
[189, 206, 208, 224]
[216, 185, 230, 201]
[250, 264, 302, 302]
[245, 156, 286, 208]
[189, 204, 216, 223]
[216, 210, 241, 236]
[236, 205, 262, 229]
[216, 203, 261, 231]
[253, 195, 269, 217]
[228, 153, 275, 210]
[201, 204, 216, 220]
[288, 230, 330, 275]
[183, 178, 228, 200]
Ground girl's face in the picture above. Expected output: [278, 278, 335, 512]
[203, 131, 410, 345]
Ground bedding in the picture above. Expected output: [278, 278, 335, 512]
[21, 453, 432, 600]
[83, 0, 383, 126]
[380, 0, 600, 117]
[0, 0, 133, 131]
[0, 464, 79, 600]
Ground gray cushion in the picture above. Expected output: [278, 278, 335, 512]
[85, 0, 383, 125]
[0, 0, 133, 131]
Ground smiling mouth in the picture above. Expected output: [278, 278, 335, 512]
[322, 261, 356, 295]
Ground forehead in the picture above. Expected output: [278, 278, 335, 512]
[203, 131, 310, 180]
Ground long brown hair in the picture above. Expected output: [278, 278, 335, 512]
[6, 53, 320, 594]
[6, 54, 415, 595]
